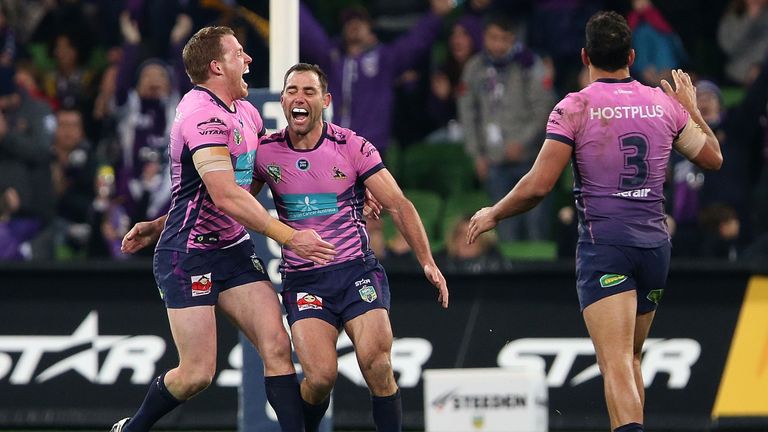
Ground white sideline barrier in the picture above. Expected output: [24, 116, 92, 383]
[423, 366, 547, 432]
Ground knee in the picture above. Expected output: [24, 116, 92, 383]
[175, 368, 214, 397]
[304, 367, 337, 395]
[359, 351, 393, 380]
[259, 330, 293, 368]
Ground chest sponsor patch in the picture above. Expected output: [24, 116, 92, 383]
[191, 273, 213, 296]
[267, 164, 282, 183]
[599, 273, 628, 288]
[297, 292, 323, 311]
[234, 150, 255, 186]
[283, 193, 339, 220]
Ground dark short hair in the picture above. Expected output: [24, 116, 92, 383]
[283, 63, 329, 94]
[484, 14, 515, 34]
[585, 11, 632, 72]
[182, 26, 235, 84]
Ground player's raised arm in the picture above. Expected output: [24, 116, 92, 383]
[364, 168, 448, 308]
[195, 146, 336, 265]
[662, 69, 722, 170]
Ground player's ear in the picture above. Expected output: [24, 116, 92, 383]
[627, 49, 636, 68]
[323, 91, 331, 109]
[209, 60, 222, 77]
[581, 48, 590, 67]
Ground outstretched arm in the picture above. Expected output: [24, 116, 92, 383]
[467, 139, 572, 243]
[364, 168, 448, 308]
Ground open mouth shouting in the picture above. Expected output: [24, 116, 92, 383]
[291, 107, 309, 126]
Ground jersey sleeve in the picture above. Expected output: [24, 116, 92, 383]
[545, 94, 581, 146]
[182, 109, 231, 155]
[670, 98, 690, 136]
[349, 133, 385, 181]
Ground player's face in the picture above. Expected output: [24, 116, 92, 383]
[281, 71, 330, 136]
[218, 34, 252, 99]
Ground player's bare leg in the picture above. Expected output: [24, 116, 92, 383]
[219, 281, 304, 432]
[291, 318, 339, 432]
[633, 311, 656, 407]
[345, 309, 401, 432]
[583, 290, 642, 430]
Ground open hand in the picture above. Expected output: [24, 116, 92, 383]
[467, 206, 497, 244]
[121, 221, 161, 254]
[286, 229, 337, 265]
[424, 263, 449, 308]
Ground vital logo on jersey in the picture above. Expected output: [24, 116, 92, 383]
[283, 193, 338, 220]
[267, 164, 282, 183]
[191, 273, 212, 296]
[297, 293, 323, 311]
[296, 158, 310, 171]
[332, 166, 347, 180]
[197, 117, 228, 135]
[599, 274, 628, 288]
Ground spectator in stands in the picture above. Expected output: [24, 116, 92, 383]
[51, 107, 98, 257]
[0, 81, 55, 259]
[699, 204, 741, 260]
[437, 215, 505, 273]
[299, 0, 455, 152]
[457, 15, 555, 242]
[718, 0, 768, 85]
[42, 32, 96, 111]
[111, 12, 192, 225]
[628, 0, 687, 86]
[0, 5, 17, 98]
[427, 18, 481, 141]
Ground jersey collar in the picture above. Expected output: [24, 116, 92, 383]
[285, 121, 328, 152]
[193, 85, 238, 113]
[595, 77, 634, 84]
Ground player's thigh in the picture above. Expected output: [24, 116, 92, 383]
[219, 280, 288, 352]
[583, 290, 637, 367]
[167, 305, 218, 371]
[291, 317, 340, 379]
[344, 309, 393, 368]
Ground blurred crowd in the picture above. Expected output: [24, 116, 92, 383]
[0, 0, 766, 267]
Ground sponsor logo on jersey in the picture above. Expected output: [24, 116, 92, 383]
[297, 293, 323, 311]
[267, 164, 282, 183]
[193, 233, 220, 244]
[612, 188, 651, 198]
[359, 285, 377, 303]
[197, 117, 228, 135]
[599, 274, 628, 288]
[283, 193, 339, 220]
[296, 158, 310, 171]
[191, 273, 212, 296]
[332, 166, 347, 180]
[234, 150, 255, 186]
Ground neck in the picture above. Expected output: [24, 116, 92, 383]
[197, 82, 236, 110]
[589, 66, 631, 82]
[289, 122, 325, 150]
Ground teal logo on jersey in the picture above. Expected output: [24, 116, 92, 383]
[234, 150, 255, 186]
[647, 289, 664, 304]
[283, 193, 338, 220]
[359, 285, 377, 303]
[267, 164, 282, 183]
[233, 128, 243, 145]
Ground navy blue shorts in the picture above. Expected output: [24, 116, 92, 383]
[575, 242, 671, 313]
[153, 240, 269, 308]
[281, 258, 391, 328]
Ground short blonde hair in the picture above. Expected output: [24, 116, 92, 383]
[182, 26, 235, 84]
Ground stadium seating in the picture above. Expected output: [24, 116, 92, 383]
[400, 142, 477, 199]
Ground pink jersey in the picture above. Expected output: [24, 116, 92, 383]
[546, 78, 689, 247]
[157, 86, 265, 252]
[254, 122, 385, 272]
